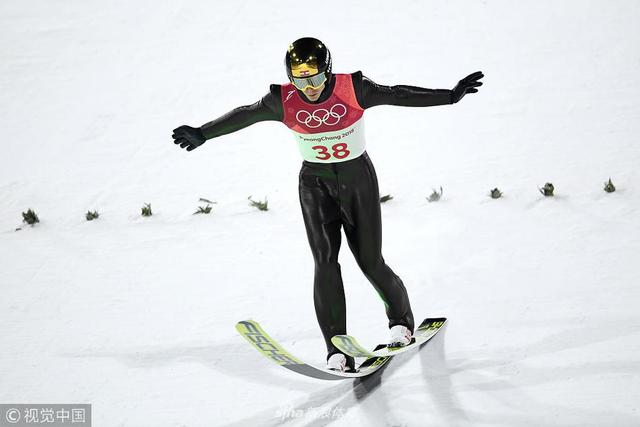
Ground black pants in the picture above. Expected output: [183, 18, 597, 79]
[298, 151, 414, 357]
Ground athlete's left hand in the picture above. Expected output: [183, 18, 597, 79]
[452, 71, 484, 103]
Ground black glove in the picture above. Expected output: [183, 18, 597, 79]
[172, 125, 206, 151]
[451, 71, 484, 103]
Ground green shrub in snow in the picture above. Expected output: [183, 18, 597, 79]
[141, 203, 152, 217]
[427, 187, 443, 203]
[22, 209, 39, 225]
[194, 197, 216, 214]
[86, 210, 100, 221]
[248, 196, 268, 211]
[193, 204, 213, 215]
[539, 183, 555, 197]
[604, 178, 616, 193]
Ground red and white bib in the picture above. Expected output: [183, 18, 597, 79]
[281, 74, 365, 163]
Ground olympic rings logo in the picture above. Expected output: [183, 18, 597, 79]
[295, 104, 347, 128]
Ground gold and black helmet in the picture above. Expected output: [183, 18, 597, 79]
[285, 37, 332, 91]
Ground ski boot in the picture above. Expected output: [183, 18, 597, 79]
[326, 352, 355, 372]
[388, 324, 412, 348]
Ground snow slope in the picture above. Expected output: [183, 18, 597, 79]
[1, 0, 639, 425]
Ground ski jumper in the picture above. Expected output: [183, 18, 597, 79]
[198, 71, 454, 360]
[281, 74, 414, 357]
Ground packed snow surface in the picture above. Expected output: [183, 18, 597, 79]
[1, 1, 639, 425]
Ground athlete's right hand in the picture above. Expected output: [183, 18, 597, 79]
[172, 125, 206, 151]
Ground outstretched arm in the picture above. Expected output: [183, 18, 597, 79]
[173, 85, 283, 151]
[353, 71, 484, 109]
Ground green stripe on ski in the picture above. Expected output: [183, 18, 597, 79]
[416, 318, 447, 334]
[331, 334, 376, 358]
[331, 317, 447, 358]
[236, 320, 303, 365]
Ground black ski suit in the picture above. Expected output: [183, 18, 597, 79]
[195, 72, 453, 361]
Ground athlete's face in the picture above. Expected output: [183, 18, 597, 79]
[302, 83, 325, 101]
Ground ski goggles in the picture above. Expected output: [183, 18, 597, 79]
[290, 72, 327, 91]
